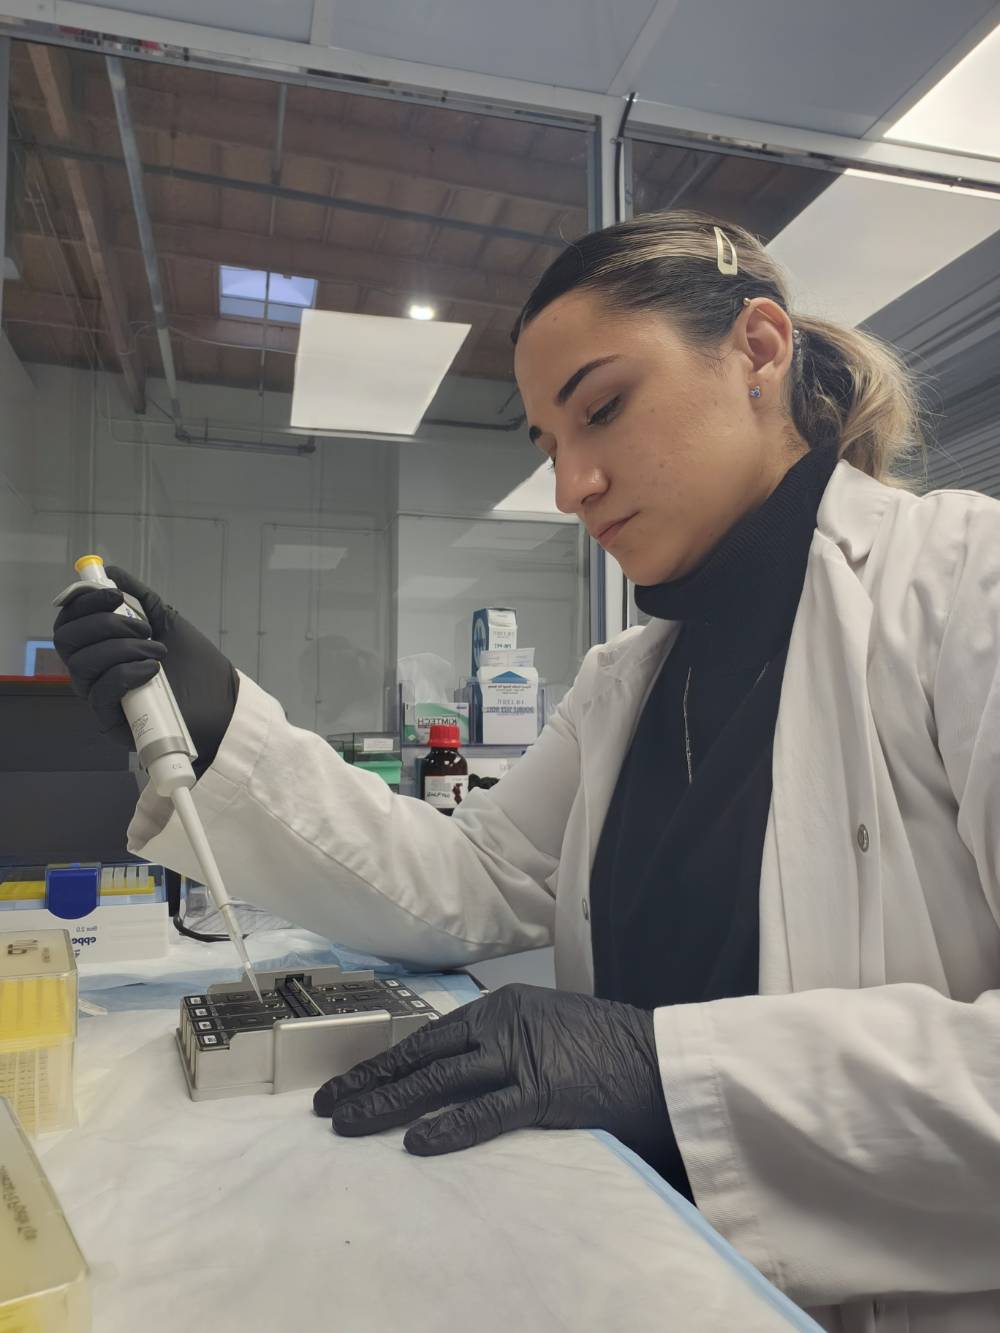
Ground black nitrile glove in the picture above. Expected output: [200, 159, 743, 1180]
[314, 983, 691, 1193]
[53, 566, 238, 774]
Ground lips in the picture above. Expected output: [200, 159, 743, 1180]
[595, 514, 635, 545]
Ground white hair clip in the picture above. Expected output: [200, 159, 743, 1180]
[714, 226, 738, 276]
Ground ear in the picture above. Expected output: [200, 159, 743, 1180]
[737, 299, 795, 395]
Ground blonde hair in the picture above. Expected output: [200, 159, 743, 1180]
[513, 209, 921, 486]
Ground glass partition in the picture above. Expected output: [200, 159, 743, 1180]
[0, 40, 593, 719]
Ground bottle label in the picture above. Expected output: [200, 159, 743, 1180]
[361, 737, 395, 753]
[424, 775, 469, 811]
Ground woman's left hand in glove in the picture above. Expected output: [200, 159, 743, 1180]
[314, 983, 689, 1189]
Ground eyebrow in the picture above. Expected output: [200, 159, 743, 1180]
[528, 356, 621, 443]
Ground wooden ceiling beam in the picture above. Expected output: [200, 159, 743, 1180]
[15, 233, 528, 381]
[3, 287, 516, 382]
[60, 74, 588, 212]
[18, 205, 546, 310]
[26, 45, 146, 414]
[1, 285, 102, 325]
[138, 219, 529, 315]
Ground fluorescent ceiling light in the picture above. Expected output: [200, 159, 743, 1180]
[408, 303, 437, 321]
[397, 575, 480, 599]
[291, 310, 470, 434]
[883, 24, 1000, 159]
[268, 543, 347, 572]
[493, 463, 564, 515]
[452, 521, 555, 551]
[767, 170, 1000, 326]
[219, 266, 317, 326]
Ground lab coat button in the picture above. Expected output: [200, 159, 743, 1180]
[581, 897, 590, 921]
[857, 824, 870, 853]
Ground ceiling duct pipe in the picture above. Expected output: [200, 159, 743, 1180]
[105, 55, 184, 430]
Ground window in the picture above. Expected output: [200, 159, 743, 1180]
[218, 267, 318, 325]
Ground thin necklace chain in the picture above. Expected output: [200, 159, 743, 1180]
[682, 661, 772, 787]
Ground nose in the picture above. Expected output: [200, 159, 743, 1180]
[553, 451, 609, 517]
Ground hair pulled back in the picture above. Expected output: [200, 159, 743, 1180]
[513, 210, 920, 484]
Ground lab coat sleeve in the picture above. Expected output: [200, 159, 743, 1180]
[654, 986, 1000, 1308]
[128, 670, 582, 969]
[653, 497, 1000, 1309]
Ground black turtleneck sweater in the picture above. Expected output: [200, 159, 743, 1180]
[589, 446, 838, 1011]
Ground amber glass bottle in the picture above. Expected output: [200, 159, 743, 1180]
[420, 724, 468, 816]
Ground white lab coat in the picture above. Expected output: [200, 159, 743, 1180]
[131, 461, 1000, 1333]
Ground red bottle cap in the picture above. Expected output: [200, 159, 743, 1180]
[428, 723, 461, 749]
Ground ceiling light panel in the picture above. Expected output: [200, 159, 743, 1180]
[396, 575, 480, 599]
[767, 171, 1000, 326]
[268, 543, 348, 571]
[883, 24, 1000, 159]
[493, 463, 564, 515]
[291, 310, 470, 434]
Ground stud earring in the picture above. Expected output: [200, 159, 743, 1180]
[750, 385, 762, 399]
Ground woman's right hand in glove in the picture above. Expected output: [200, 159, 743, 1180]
[53, 566, 238, 773]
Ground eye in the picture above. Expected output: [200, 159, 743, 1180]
[587, 395, 622, 428]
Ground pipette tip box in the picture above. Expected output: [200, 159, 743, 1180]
[0, 1096, 90, 1332]
[0, 863, 170, 963]
[0, 929, 77, 1136]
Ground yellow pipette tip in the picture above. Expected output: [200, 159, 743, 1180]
[73, 554, 105, 574]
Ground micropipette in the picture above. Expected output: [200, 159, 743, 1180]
[55, 556, 263, 1001]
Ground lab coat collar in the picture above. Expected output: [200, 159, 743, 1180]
[817, 460, 896, 564]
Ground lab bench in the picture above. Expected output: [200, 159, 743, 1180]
[31, 927, 820, 1333]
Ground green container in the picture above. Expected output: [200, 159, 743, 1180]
[327, 733, 402, 792]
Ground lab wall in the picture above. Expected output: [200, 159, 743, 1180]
[1, 362, 588, 734]
[14, 364, 397, 732]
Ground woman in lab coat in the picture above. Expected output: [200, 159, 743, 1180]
[55, 211, 1000, 1332]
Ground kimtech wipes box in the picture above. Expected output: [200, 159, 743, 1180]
[472, 608, 517, 676]
[473, 664, 539, 744]
[401, 703, 470, 746]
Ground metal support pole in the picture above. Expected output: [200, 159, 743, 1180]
[0, 37, 9, 326]
[593, 107, 630, 641]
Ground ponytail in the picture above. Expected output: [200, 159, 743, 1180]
[791, 316, 920, 485]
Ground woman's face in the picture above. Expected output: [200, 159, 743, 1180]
[513, 289, 801, 585]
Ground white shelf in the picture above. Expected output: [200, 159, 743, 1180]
[401, 742, 531, 754]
